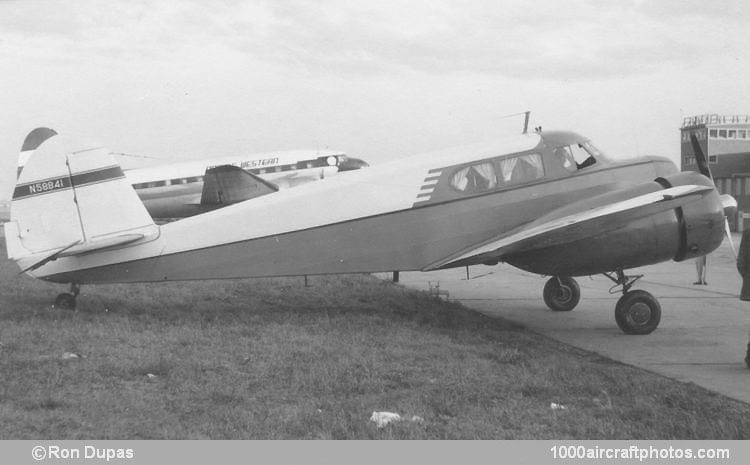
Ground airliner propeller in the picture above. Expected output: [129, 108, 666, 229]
[690, 133, 737, 257]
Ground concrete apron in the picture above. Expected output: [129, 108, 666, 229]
[394, 233, 750, 405]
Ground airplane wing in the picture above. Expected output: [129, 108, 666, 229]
[424, 184, 714, 271]
[200, 165, 279, 205]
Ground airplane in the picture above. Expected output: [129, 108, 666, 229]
[16, 128, 369, 221]
[3, 123, 735, 335]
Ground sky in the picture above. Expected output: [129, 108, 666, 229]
[2, 0, 750, 200]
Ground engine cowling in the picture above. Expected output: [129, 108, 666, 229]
[504, 171, 725, 277]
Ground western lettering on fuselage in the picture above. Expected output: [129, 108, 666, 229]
[205, 157, 280, 171]
[241, 158, 279, 169]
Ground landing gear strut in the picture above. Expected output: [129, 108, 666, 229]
[54, 283, 80, 310]
[543, 276, 580, 312]
[604, 269, 661, 335]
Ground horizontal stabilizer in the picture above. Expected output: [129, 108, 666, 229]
[19, 240, 80, 274]
[12, 227, 158, 274]
[59, 232, 155, 257]
[425, 184, 713, 271]
[200, 164, 279, 205]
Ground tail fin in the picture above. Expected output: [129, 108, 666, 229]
[5, 135, 157, 271]
[18, 127, 58, 179]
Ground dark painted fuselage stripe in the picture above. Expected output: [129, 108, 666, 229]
[13, 166, 125, 200]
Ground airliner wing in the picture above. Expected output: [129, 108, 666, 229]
[200, 165, 279, 205]
[424, 184, 713, 271]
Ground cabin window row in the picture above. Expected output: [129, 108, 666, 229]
[132, 176, 204, 189]
[450, 153, 544, 193]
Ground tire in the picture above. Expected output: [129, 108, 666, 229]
[615, 290, 661, 335]
[54, 293, 76, 310]
[543, 276, 580, 312]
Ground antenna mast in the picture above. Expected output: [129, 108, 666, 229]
[522, 111, 530, 134]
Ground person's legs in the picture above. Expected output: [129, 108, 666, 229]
[694, 257, 706, 285]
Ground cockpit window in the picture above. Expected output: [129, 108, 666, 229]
[580, 141, 602, 158]
[450, 163, 497, 192]
[555, 142, 598, 172]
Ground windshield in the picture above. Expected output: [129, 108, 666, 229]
[556, 141, 603, 172]
[581, 141, 604, 158]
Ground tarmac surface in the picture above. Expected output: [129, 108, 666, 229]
[395, 233, 750, 404]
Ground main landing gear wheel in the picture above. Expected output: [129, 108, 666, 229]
[54, 283, 80, 310]
[543, 276, 580, 312]
[603, 269, 661, 335]
[614, 290, 661, 335]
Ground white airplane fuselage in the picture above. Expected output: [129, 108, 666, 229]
[13, 131, 722, 285]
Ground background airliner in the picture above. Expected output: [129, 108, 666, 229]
[16, 128, 368, 222]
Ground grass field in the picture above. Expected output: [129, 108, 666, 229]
[2, 242, 750, 439]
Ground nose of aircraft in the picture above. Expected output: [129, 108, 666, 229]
[338, 157, 369, 171]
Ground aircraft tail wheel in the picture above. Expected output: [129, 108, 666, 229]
[543, 276, 580, 311]
[54, 293, 76, 310]
[615, 290, 661, 335]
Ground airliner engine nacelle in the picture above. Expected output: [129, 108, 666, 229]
[504, 171, 725, 277]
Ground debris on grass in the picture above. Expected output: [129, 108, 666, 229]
[594, 390, 613, 410]
[370, 411, 401, 428]
[62, 352, 84, 360]
[550, 402, 568, 410]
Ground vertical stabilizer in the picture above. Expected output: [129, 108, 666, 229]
[17, 127, 58, 178]
[5, 135, 157, 265]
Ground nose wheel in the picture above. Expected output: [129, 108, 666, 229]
[54, 283, 80, 310]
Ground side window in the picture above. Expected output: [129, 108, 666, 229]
[555, 146, 578, 172]
[450, 154, 544, 194]
[450, 163, 497, 193]
[499, 153, 544, 184]
[554, 144, 597, 172]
